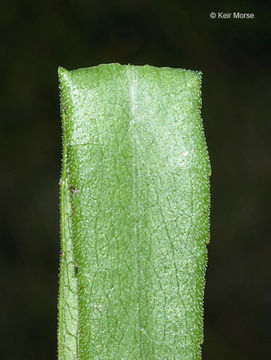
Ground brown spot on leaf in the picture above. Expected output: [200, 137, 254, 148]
[69, 185, 79, 194]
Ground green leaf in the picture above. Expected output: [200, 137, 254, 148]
[58, 63, 210, 360]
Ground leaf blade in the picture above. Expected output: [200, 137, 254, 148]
[59, 64, 210, 360]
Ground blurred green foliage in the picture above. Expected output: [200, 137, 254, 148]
[1, 1, 270, 359]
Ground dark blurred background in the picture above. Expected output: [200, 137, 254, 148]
[1, 0, 270, 359]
